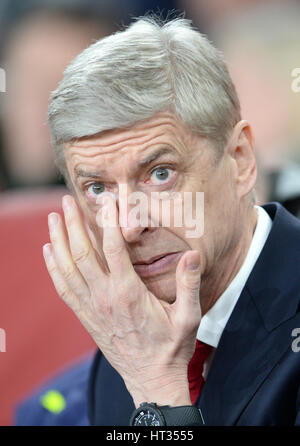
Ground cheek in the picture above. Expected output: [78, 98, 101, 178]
[144, 276, 177, 303]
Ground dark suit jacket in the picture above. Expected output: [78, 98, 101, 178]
[87, 202, 300, 426]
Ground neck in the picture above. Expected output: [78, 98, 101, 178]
[200, 205, 258, 316]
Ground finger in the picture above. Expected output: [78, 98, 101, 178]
[98, 195, 136, 279]
[48, 211, 90, 301]
[43, 243, 82, 314]
[173, 250, 202, 331]
[85, 219, 110, 272]
[62, 195, 107, 282]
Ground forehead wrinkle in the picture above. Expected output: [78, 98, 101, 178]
[67, 128, 169, 155]
[68, 131, 150, 152]
[67, 129, 185, 166]
[66, 113, 187, 154]
[66, 115, 195, 182]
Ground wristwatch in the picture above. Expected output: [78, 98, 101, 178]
[129, 402, 204, 426]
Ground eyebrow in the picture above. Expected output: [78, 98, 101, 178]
[74, 147, 177, 180]
[75, 168, 106, 180]
[138, 147, 176, 167]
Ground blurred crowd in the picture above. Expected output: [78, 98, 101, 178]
[0, 0, 300, 427]
[0, 0, 299, 215]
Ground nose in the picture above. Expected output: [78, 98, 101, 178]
[118, 186, 150, 243]
[118, 196, 149, 243]
[120, 220, 148, 243]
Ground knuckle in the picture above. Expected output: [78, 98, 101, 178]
[64, 211, 75, 226]
[61, 263, 76, 282]
[47, 262, 57, 275]
[104, 243, 124, 258]
[72, 246, 91, 265]
[49, 232, 59, 245]
[58, 284, 71, 301]
[181, 275, 200, 291]
[182, 281, 199, 292]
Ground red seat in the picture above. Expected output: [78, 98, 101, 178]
[0, 187, 96, 425]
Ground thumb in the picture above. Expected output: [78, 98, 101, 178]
[173, 250, 202, 328]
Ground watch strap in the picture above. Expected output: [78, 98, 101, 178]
[159, 404, 204, 426]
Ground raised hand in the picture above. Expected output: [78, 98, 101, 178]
[43, 194, 202, 407]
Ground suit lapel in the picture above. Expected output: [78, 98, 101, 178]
[197, 287, 297, 425]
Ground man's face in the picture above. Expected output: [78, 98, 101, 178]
[65, 112, 240, 303]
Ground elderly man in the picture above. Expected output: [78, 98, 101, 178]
[43, 16, 300, 426]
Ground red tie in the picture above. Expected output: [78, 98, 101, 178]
[188, 340, 213, 404]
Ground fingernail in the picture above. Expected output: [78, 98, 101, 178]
[48, 213, 58, 230]
[186, 252, 200, 271]
[62, 195, 72, 212]
[187, 261, 200, 271]
[43, 243, 51, 258]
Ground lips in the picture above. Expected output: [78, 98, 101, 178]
[133, 252, 182, 277]
[133, 252, 177, 265]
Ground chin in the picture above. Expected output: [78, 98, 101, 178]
[140, 275, 177, 304]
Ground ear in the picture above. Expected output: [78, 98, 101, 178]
[226, 120, 257, 199]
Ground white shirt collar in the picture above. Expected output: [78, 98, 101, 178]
[196, 205, 273, 348]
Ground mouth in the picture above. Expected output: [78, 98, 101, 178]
[133, 252, 182, 277]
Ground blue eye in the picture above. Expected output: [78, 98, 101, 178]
[151, 167, 170, 183]
[87, 183, 106, 196]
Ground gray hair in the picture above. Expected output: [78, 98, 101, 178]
[47, 15, 241, 175]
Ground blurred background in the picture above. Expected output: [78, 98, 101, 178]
[0, 0, 299, 426]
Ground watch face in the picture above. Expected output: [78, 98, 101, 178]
[132, 407, 165, 426]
